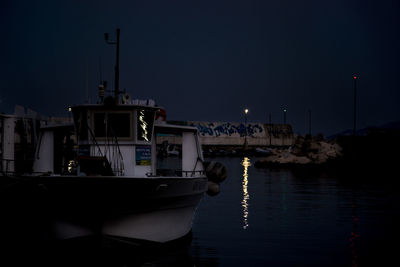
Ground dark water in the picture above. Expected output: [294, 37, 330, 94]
[2, 156, 400, 266]
[191, 157, 400, 267]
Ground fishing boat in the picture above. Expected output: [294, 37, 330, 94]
[1, 102, 207, 244]
[0, 29, 208, 244]
[31, 101, 206, 243]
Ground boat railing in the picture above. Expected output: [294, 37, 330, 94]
[84, 121, 124, 176]
[1, 157, 78, 176]
[150, 169, 205, 177]
[0, 158, 40, 176]
[181, 170, 206, 177]
[0, 158, 14, 175]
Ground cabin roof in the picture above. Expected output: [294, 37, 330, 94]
[0, 113, 40, 120]
[154, 123, 198, 134]
[70, 104, 160, 112]
[40, 123, 74, 130]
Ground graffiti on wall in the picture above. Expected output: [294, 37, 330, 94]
[264, 124, 292, 138]
[189, 122, 264, 137]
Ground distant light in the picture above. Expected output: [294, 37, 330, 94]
[68, 107, 72, 112]
[284, 109, 287, 112]
[353, 76, 357, 80]
[244, 109, 249, 114]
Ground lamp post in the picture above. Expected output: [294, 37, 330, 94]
[283, 109, 287, 124]
[352, 75, 359, 161]
[353, 75, 358, 137]
[244, 108, 249, 148]
[308, 109, 312, 137]
[269, 112, 272, 146]
[282, 109, 287, 146]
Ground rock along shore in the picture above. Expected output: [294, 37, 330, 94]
[254, 135, 342, 169]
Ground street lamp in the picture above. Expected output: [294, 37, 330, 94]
[283, 109, 287, 124]
[269, 113, 272, 146]
[353, 75, 358, 136]
[308, 109, 312, 136]
[244, 108, 249, 148]
[352, 75, 359, 161]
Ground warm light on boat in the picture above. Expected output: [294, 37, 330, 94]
[139, 110, 149, 141]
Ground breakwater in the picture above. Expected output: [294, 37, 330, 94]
[157, 121, 295, 147]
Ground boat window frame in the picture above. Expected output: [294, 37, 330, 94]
[90, 110, 134, 141]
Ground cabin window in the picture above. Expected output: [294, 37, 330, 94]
[137, 110, 154, 142]
[93, 112, 131, 138]
[155, 132, 182, 176]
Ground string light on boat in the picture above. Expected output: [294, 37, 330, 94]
[139, 110, 149, 141]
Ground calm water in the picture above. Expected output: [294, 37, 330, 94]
[190, 157, 400, 267]
[2, 156, 400, 266]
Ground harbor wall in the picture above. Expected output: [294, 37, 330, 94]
[157, 121, 295, 147]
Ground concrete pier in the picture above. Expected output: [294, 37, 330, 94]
[157, 121, 295, 147]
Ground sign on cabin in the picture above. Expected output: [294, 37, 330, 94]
[135, 145, 151, 166]
[78, 145, 90, 156]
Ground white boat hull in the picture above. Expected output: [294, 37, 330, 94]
[14, 175, 207, 243]
[103, 206, 196, 243]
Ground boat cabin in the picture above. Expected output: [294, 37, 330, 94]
[32, 103, 204, 178]
[1, 114, 42, 175]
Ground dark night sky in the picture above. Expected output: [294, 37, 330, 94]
[1, 0, 399, 135]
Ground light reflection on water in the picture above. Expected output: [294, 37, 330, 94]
[191, 157, 400, 267]
[241, 157, 251, 229]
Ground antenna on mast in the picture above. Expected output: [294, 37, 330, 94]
[97, 56, 106, 104]
[99, 56, 103, 84]
[104, 28, 120, 105]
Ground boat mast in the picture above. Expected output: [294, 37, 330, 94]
[115, 28, 120, 104]
[105, 28, 120, 104]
